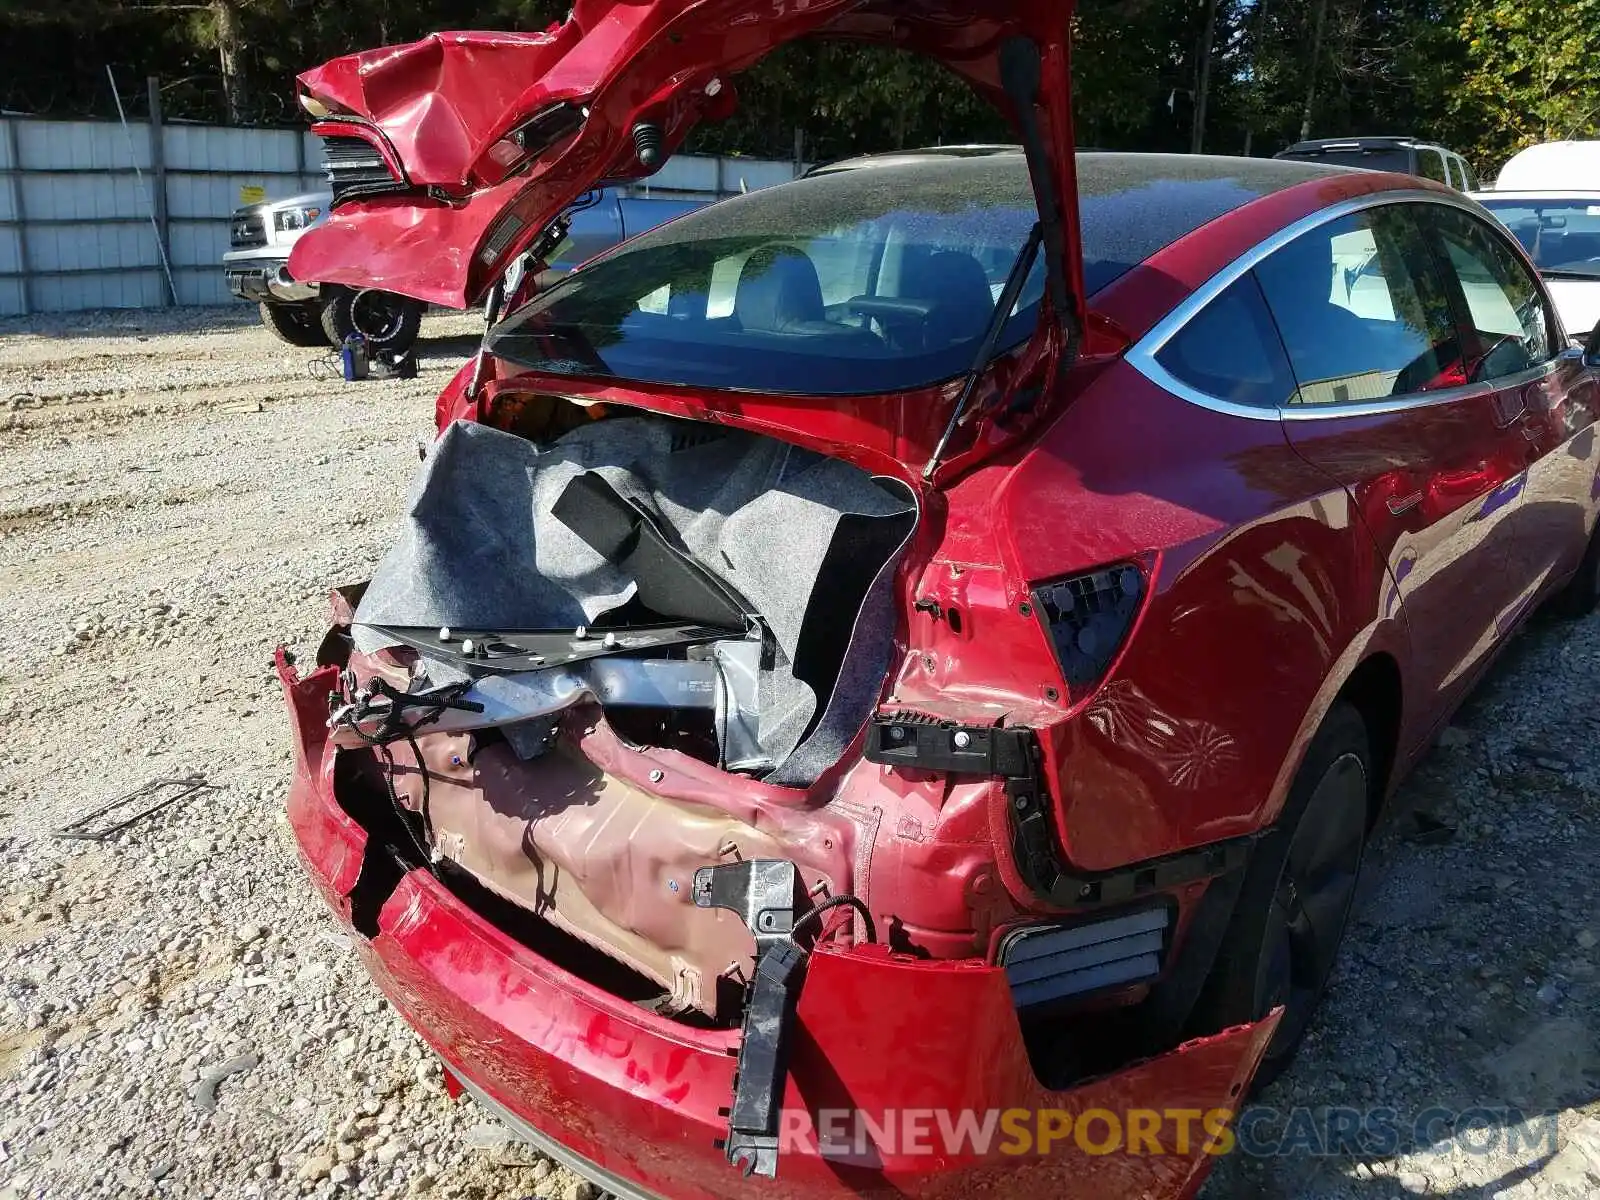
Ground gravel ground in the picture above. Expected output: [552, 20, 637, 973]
[0, 307, 1596, 1200]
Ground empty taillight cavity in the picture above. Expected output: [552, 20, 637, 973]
[1032, 561, 1147, 693]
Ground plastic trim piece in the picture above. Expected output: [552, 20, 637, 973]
[864, 715, 1256, 908]
[693, 861, 807, 1180]
[999, 907, 1170, 1008]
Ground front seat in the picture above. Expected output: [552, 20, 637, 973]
[734, 246, 829, 334]
[899, 249, 997, 347]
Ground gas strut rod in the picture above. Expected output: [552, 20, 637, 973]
[467, 200, 585, 400]
[923, 223, 1043, 481]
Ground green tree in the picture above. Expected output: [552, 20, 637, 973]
[1453, 0, 1600, 167]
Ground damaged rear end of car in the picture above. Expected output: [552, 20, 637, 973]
[278, 2, 1281, 1196]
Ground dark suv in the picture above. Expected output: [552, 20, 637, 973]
[1275, 135, 1478, 191]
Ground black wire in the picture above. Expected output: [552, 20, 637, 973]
[790, 894, 877, 948]
[331, 681, 466, 873]
[399, 724, 436, 851]
[307, 351, 344, 381]
[374, 742, 435, 872]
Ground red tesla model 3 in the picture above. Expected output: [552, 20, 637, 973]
[276, 3, 1600, 1198]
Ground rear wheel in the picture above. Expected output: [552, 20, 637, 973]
[1553, 519, 1600, 617]
[258, 301, 327, 348]
[1189, 702, 1370, 1091]
[320, 288, 424, 355]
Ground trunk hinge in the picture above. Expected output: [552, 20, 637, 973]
[864, 716, 1255, 907]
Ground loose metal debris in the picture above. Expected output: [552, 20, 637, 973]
[54, 773, 216, 842]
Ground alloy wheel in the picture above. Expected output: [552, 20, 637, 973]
[1256, 750, 1368, 1065]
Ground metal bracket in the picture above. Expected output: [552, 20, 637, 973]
[693, 859, 803, 950]
[54, 774, 217, 842]
[693, 860, 807, 1179]
[865, 714, 1254, 908]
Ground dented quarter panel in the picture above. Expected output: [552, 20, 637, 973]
[881, 357, 1405, 874]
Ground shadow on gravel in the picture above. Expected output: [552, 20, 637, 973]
[0, 305, 261, 341]
[418, 334, 486, 362]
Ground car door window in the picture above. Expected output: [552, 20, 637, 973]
[1445, 155, 1465, 190]
[1257, 205, 1463, 406]
[1154, 275, 1296, 408]
[1415, 149, 1448, 185]
[1427, 205, 1553, 381]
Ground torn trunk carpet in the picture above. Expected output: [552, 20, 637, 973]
[353, 417, 917, 784]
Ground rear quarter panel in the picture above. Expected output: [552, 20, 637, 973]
[977, 362, 1405, 872]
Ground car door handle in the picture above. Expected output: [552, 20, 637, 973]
[1387, 491, 1424, 515]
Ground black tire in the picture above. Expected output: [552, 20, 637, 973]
[320, 288, 424, 355]
[1188, 702, 1371, 1091]
[1553, 520, 1600, 617]
[258, 301, 328, 348]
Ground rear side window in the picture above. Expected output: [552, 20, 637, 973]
[1427, 205, 1553, 379]
[1154, 275, 1296, 408]
[1415, 149, 1449, 184]
[1257, 205, 1463, 405]
[1446, 154, 1478, 191]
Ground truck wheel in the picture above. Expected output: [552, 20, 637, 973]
[1187, 702, 1370, 1092]
[258, 301, 328, 348]
[320, 289, 425, 355]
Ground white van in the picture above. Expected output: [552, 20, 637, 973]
[1473, 142, 1600, 340]
[1491, 141, 1600, 191]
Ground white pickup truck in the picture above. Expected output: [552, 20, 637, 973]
[224, 188, 702, 352]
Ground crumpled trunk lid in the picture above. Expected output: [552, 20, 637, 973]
[288, 0, 1084, 329]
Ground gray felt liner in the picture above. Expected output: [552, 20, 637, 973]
[354, 417, 917, 784]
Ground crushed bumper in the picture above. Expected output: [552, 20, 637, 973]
[279, 649, 1278, 1200]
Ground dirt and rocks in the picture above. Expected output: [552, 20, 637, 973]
[0, 306, 1596, 1200]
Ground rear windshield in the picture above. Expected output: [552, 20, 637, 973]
[1477, 197, 1600, 277]
[1279, 148, 1411, 173]
[487, 158, 1044, 397]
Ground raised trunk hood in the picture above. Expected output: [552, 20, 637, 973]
[289, 0, 1082, 322]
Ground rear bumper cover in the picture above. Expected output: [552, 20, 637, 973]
[279, 650, 1277, 1200]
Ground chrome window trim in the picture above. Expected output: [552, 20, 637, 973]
[1425, 198, 1565, 365]
[1125, 188, 1551, 422]
[1279, 359, 1560, 421]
